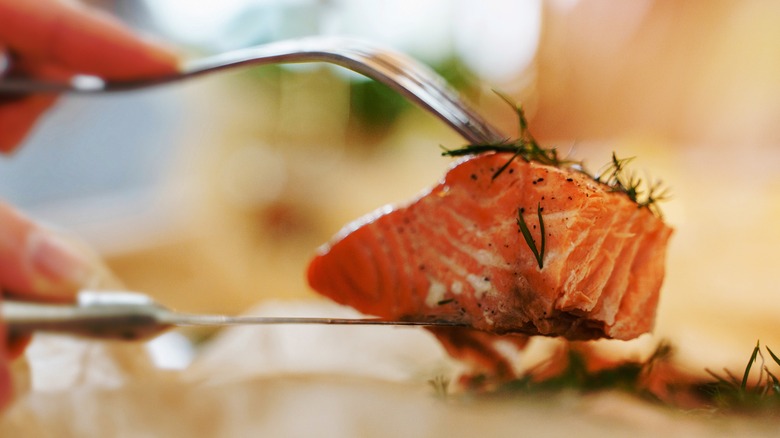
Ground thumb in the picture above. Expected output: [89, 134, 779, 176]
[0, 202, 101, 298]
[0, 201, 114, 411]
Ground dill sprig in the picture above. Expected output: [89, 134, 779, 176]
[441, 93, 668, 216]
[489, 339, 780, 414]
[516, 203, 545, 269]
[698, 341, 780, 412]
[595, 153, 671, 217]
[441, 338, 780, 416]
[428, 375, 451, 398]
[496, 341, 673, 397]
[441, 91, 578, 180]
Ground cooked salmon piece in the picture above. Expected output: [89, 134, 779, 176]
[307, 153, 672, 375]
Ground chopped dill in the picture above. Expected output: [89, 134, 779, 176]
[516, 203, 545, 269]
[441, 92, 668, 217]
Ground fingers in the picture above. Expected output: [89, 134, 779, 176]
[0, 59, 65, 154]
[0, 200, 93, 411]
[0, 201, 119, 410]
[0, 94, 56, 154]
[0, 341, 10, 410]
[0, 0, 178, 79]
[0, 0, 178, 153]
[0, 0, 170, 410]
[0, 202, 93, 298]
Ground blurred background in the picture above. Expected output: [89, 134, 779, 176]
[3, 0, 780, 370]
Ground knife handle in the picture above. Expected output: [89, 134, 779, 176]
[1, 291, 173, 341]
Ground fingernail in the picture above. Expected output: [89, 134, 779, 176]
[27, 231, 91, 294]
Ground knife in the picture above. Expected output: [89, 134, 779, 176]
[1, 291, 467, 341]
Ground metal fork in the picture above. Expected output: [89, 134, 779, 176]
[0, 36, 505, 145]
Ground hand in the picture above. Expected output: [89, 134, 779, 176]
[0, 202, 104, 409]
[0, 0, 178, 409]
[0, 0, 178, 152]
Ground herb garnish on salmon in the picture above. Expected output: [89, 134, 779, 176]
[308, 97, 673, 377]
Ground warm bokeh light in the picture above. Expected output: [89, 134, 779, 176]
[6, 3, 780, 433]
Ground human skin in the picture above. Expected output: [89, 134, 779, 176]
[0, 0, 178, 408]
[0, 0, 178, 153]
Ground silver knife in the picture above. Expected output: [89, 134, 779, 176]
[2, 291, 466, 341]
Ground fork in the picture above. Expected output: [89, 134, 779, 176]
[0, 36, 505, 145]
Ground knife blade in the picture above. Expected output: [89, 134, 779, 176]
[1, 291, 467, 341]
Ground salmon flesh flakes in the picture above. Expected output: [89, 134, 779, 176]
[307, 152, 673, 369]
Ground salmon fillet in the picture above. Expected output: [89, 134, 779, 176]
[307, 153, 672, 375]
